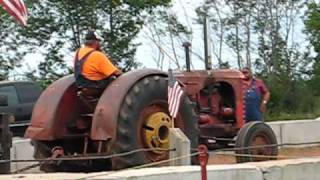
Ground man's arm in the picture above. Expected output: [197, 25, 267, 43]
[113, 69, 122, 77]
[262, 91, 270, 104]
[97, 52, 121, 77]
[259, 79, 270, 113]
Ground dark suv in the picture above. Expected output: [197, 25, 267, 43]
[0, 81, 42, 136]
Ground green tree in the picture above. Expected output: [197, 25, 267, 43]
[143, 8, 191, 70]
[305, 2, 320, 95]
[197, 0, 314, 119]
[1, 0, 171, 85]
[0, 7, 27, 80]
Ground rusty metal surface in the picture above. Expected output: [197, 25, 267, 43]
[176, 69, 245, 129]
[91, 69, 167, 141]
[175, 69, 244, 79]
[212, 69, 245, 79]
[213, 70, 245, 128]
[24, 75, 79, 140]
[199, 123, 238, 138]
[175, 69, 244, 95]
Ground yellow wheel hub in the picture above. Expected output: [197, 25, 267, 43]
[144, 112, 172, 154]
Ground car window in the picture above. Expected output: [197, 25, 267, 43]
[0, 85, 19, 106]
[16, 83, 41, 103]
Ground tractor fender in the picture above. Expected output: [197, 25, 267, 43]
[25, 75, 78, 140]
[91, 68, 167, 140]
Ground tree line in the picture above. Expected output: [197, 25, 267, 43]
[1, 0, 320, 120]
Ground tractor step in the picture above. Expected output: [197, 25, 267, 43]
[80, 114, 93, 117]
[62, 133, 90, 139]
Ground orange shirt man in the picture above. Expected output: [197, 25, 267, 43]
[77, 46, 118, 81]
[74, 31, 121, 90]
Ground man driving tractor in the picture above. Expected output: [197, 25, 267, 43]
[74, 30, 122, 96]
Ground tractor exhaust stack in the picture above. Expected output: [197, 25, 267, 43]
[183, 42, 191, 72]
[204, 16, 212, 70]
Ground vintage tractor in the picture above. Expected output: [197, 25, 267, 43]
[25, 21, 278, 172]
[24, 65, 278, 172]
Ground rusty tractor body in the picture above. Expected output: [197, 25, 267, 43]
[25, 67, 278, 172]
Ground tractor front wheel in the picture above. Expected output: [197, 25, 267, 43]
[235, 122, 278, 163]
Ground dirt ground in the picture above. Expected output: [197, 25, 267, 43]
[208, 146, 320, 165]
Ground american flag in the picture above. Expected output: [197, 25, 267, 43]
[168, 69, 184, 119]
[0, 0, 28, 26]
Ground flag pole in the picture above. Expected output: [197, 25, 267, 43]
[168, 68, 184, 128]
[168, 68, 174, 128]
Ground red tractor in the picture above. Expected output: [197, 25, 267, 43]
[25, 24, 278, 172]
[25, 64, 278, 171]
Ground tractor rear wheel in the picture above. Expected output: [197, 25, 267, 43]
[111, 75, 199, 170]
[235, 122, 278, 163]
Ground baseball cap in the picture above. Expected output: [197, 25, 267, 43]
[85, 31, 103, 41]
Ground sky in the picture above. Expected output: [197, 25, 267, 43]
[135, 0, 208, 70]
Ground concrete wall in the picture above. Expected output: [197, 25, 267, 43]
[253, 158, 320, 180]
[10, 137, 38, 173]
[268, 119, 320, 147]
[7, 118, 320, 177]
[3, 158, 320, 180]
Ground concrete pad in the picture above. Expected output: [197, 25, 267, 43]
[250, 158, 320, 180]
[74, 164, 262, 180]
[268, 119, 315, 124]
[0, 165, 263, 180]
[268, 119, 320, 148]
[268, 123, 282, 145]
[1, 173, 91, 180]
[280, 120, 320, 147]
[10, 138, 39, 173]
[206, 164, 263, 180]
[169, 128, 191, 166]
[4, 158, 320, 180]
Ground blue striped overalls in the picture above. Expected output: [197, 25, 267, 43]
[244, 79, 262, 122]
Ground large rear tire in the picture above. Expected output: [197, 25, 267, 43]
[235, 122, 278, 163]
[111, 75, 199, 169]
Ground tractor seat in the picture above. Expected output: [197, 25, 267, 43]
[77, 87, 103, 112]
[77, 87, 102, 99]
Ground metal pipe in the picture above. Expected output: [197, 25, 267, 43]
[98, 141, 103, 153]
[204, 16, 212, 70]
[62, 133, 89, 139]
[198, 145, 208, 180]
[183, 42, 191, 72]
[83, 136, 89, 155]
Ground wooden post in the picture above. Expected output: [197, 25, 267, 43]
[169, 128, 191, 166]
[0, 113, 11, 174]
